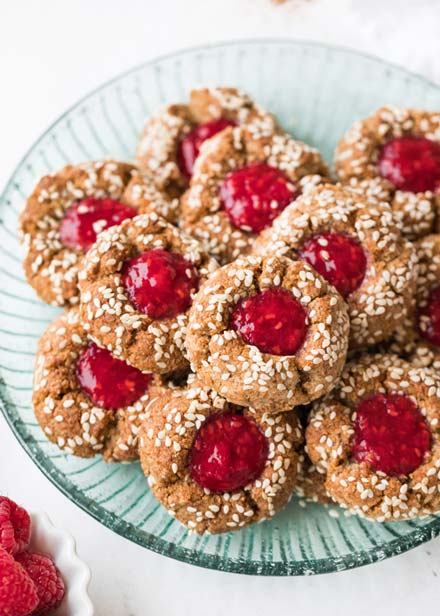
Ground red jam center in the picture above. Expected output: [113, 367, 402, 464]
[378, 136, 440, 193]
[59, 197, 137, 251]
[177, 118, 235, 178]
[230, 287, 308, 355]
[121, 248, 199, 320]
[76, 342, 152, 409]
[189, 411, 269, 492]
[352, 393, 430, 476]
[299, 232, 367, 298]
[220, 162, 298, 234]
[417, 285, 440, 347]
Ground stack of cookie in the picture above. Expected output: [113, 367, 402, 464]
[20, 89, 440, 533]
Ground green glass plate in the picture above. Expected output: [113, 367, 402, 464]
[1, 40, 440, 576]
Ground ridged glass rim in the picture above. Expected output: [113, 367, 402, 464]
[1, 38, 440, 576]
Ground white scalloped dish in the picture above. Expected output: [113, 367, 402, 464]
[30, 512, 93, 616]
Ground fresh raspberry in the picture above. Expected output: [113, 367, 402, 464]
[177, 118, 235, 178]
[0, 497, 31, 555]
[0, 548, 39, 616]
[122, 248, 199, 320]
[417, 285, 440, 348]
[299, 232, 367, 298]
[378, 136, 440, 193]
[76, 342, 152, 409]
[220, 162, 298, 233]
[189, 411, 269, 492]
[59, 197, 137, 251]
[352, 393, 431, 476]
[230, 287, 308, 355]
[16, 551, 65, 615]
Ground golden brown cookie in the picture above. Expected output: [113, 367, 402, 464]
[180, 126, 329, 264]
[20, 160, 138, 306]
[78, 213, 218, 374]
[138, 376, 303, 534]
[254, 183, 418, 350]
[306, 353, 440, 521]
[341, 176, 394, 205]
[335, 106, 440, 239]
[123, 171, 180, 224]
[387, 234, 440, 364]
[296, 449, 333, 505]
[136, 87, 278, 196]
[33, 309, 172, 461]
[186, 254, 349, 412]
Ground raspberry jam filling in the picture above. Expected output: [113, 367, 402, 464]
[122, 248, 199, 320]
[417, 285, 440, 347]
[220, 162, 298, 233]
[177, 118, 235, 178]
[189, 411, 269, 492]
[76, 342, 152, 409]
[231, 287, 308, 355]
[59, 197, 137, 251]
[299, 232, 367, 298]
[352, 393, 430, 476]
[378, 136, 440, 193]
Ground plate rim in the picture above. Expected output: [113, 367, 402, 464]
[1, 37, 440, 576]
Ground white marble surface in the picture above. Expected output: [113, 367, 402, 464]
[1, 1, 440, 614]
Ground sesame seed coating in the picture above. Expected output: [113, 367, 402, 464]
[186, 253, 349, 412]
[306, 353, 440, 520]
[295, 448, 334, 506]
[180, 125, 329, 264]
[78, 213, 218, 374]
[33, 308, 170, 461]
[335, 106, 440, 239]
[19, 160, 136, 306]
[388, 234, 440, 364]
[123, 171, 181, 224]
[407, 342, 440, 372]
[136, 87, 278, 196]
[138, 375, 303, 534]
[254, 183, 418, 350]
